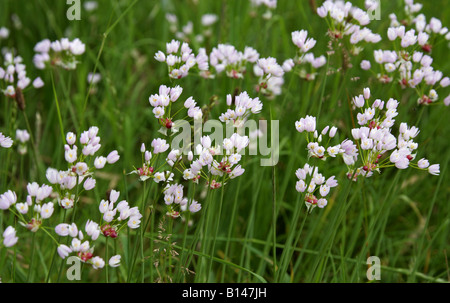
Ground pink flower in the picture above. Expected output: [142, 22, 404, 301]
[428, 164, 440, 176]
[106, 150, 120, 164]
[57, 244, 72, 259]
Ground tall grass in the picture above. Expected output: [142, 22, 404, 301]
[0, 0, 449, 283]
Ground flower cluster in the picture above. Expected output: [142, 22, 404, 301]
[317, 0, 381, 55]
[365, 30, 449, 105]
[46, 127, 120, 209]
[1, 51, 44, 98]
[295, 164, 338, 212]
[389, 0, 449, 42]
[33, 37, 86, 70]
[181, 134, 249, 188]
[287, 29, 328, 81]
[341, 88, 440, 180]
[1, 183, 54, 233]
[358, 0, 450, 106]
[162, 183, 201, 218]
[55, 221, 107, 269]
[132, 87, 260, 222]
[292, 30, 317, 54]
[130, 139, 175, 183]
[154, 40, 209, 79]
[148, 84, 202, 130]
[295, 115, 339, 160]
[219, 91, 263, 127]
[99, 190, 142, 234]
[210, 44, 260, 79]
[254, 56, 285, 97]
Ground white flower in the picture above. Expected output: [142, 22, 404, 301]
[55, 223, 70, 236]
[94, 156, 107, 169]
[40, 202, 54, 219]
[428, 164, 440, 176]
[85, 220, 100, 240]
[127, 215, 141, 229]
[0, 132, 14, 148]
[91, 256, 105, 269]
[57, 244, 72, 259]
[153, 172, 166, 183]
[417, 158, 430, 169]
[106, 150, 120, 164]
[189, 200, 202, 213]
[319, 185, 330, 197]
[0, 190, 17, 209]
[3, 226, 18, 247]
[317, 198, 328, 208]
[109, 255, 121, 267]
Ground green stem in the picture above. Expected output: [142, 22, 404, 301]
[106, 237, 109, 283]
[27, 232, 36, 282]
[50, 71, 66, 145]
[207, 177, 225, 280]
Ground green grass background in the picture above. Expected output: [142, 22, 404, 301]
[0, 0, 449, 283]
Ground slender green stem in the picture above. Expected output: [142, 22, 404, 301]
[140, 181, 146, 283]
[207, 177, 225, 279]
[106, 237, 109, 283]
[275, 194, 303, 282]
[50, 71, 66, 145]
[27, 232, 36, 282]
[220, 180, 241, 282]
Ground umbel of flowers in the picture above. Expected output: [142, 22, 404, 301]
[46, 127, 120, 210]
[340, 87, 440, 180]
[33, 37, 86, 70]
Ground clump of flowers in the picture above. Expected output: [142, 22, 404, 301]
[55, 221, 108, 269]
[165, 13, 218, 44]
[46, 127, 120, 209]
[130, 139, 172, 182]
[362, 13, 449, 106]
[317, 0, 382, 54]
[389, 0, 449, 46]
[219, 91, 263, 127]
[33, 37, 86, 70]
[295, 115, 339, 160]
[181, 134, 249, 188]
[0, 183, 54, 233]
[148, 84, 202, 132]
[98, 190, 142, 235]
[210, 44, 260, 79]
[295, 163, 338, 213]
[162, 183, 202, 218]
[1, 51, 44, 98]
[253, 56, 284, 97]
[289, 29, 327, 81]
[340, 87, 440, 180]
[154, 40, 209, 79]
